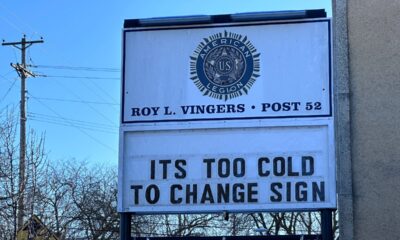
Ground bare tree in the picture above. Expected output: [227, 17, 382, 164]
[131, 215, 164, 237]
[1, 109, 340, 239]
[24, 129, 48, 236]
[36, 161, 80, 239]
[0, 110, 48, 240]
[163, 214, 218, 237]
[0, 111, 19, 240]
[69, 163, 119, 239]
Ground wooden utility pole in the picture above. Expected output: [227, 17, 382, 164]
[2, 35, 43, 229]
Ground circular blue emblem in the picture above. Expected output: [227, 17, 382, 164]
[190, 31, 260, 101]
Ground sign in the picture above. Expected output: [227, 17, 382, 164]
[122, 19, 331, 124]
[119, 16, 335, 213]
[120, 125, 335, 213]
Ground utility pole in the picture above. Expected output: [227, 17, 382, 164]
[2, 35, 43, 229]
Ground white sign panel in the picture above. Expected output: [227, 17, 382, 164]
[119, 125, 335, 213]
[119, 18, 335, 213]
[122, 20, 331, 124]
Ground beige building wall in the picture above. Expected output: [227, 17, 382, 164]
[338, 0, 400, 239]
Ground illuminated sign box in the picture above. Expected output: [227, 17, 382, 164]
[122, 18, 331, 124]
[119, 11, 335, 213]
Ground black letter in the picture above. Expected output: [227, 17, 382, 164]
[170, 184, 183, 204]
[258, 157, 270, 176]
[233, 158, 245, 177]
[302, 156, 314, 176]
[282, 102, 291, 111]
[175, 159, 187, 179]
[203, 159, 215, 178]
[159, 160, 172, 179]
[217, 184, 230, 203]
[145, 184, 160, 204]
[216, 104, 225, 113]
[150, 160, 155, 179]
[270, 183, 282, 202]
[131, 185, 143, 204]
[218, 158, 230, 178]
[164, 106, 173, 115]
[292, 102, 301, 111]
[186, 184, 198, 204]
[233, 183, 245, 203]
[286, 182, 291, 201]
[313, 181, 325, 201]
[201, 184, 215, 203]
[247, 183, 258, 203]
[131, 108, 140, 116]
[295, 182, 308, 201]
[237, 104, 245, 113]
[288, 157, 300, 176]
[181, 106, 190, 114]
[261, 103, 271, 112]
[273, 157, 285, 176]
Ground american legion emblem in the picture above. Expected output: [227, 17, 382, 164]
[190, 31, 260, 101]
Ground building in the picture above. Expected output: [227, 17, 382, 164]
[17, 215, 60, 240]
[333, 0, 400, 239]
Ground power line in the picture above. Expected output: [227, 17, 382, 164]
[0, 70, 17, 81]
[30, 70, 120, 107]
[27, 112, 118, 129]
[43, 77, 117, 125]
[0, 78, 17, 103]
[29, 64, 120, 72]
[42, 75, 120, 80]
[81, 77, 119, 105]
[28, 96, 118, 106]
[29, 118, 117, 135]
[0, 14, 24, 33]
[0, 102, 18, 114]
[28, 92, 117, 153]
[0, 2, 39, 35]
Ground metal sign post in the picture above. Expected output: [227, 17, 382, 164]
[321, 209, 334, 240]
[120, 213, 131, 240]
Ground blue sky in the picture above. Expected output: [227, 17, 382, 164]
[0, 0, 331, 166]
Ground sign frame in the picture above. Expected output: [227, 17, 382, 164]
[118, 13, 335, 214]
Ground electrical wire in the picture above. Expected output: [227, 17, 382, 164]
[0, 70, 17, 81]
[0, 78, 17, 103]
[42, 75, 120, 80]
[28, 118, 117, 135]
[28, 92, 117, 153]
[74, 77, 119, 107]
[28, 97, 118, 106]
[37, 78, 117, 125]
[28, 65, 120, 107]
[85, 77, 119, 104]
[0, 14, 24, 34]
[0, 2, 39, 35]
[28, 112, 117, 130]
[29, 64, 120, 72]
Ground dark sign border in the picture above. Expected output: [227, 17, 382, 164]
[131, 236, 322, 240]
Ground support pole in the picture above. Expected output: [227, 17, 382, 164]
[18, 36, 27, 230]
[120, 213, 131, 240]
[2, 35, 43, 229]
[321, 209, 334, 240]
